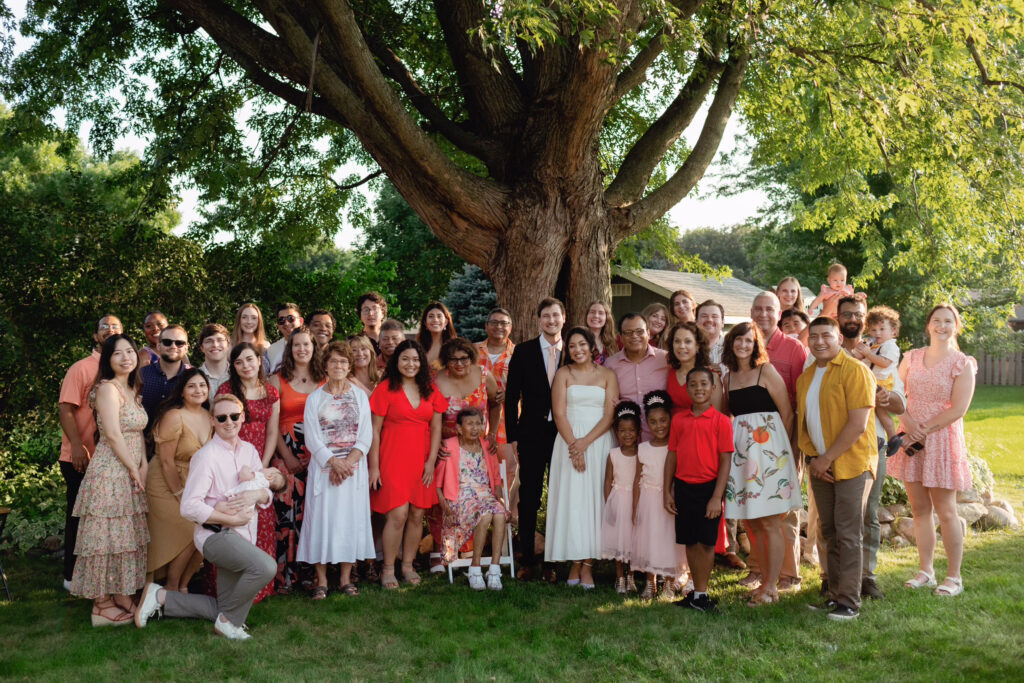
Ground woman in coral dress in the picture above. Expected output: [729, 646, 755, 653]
[889, 303, 977, 597]
[70, 334, 149, 626]
[368, 340, 448, 589]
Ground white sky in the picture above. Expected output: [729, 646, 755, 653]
[7, 0, 767, 238]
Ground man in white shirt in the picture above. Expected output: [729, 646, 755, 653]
[198, 323, 231, 396]
[265, 303, 303, 375]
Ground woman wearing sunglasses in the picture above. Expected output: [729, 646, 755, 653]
[208, 342, 281, 603]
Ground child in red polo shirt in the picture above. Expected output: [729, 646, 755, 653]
[664, 367, 734, 613]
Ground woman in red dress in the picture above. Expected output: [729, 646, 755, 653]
[211, 342, 280, 603]
[368, 340, 448, 589]
[268, 327, 326, 593]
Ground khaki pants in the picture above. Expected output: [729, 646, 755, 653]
[164, 529, 276, 627]
[809, 469, 872, 610]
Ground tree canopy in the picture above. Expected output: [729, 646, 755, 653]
[3, 1, 1022, 338]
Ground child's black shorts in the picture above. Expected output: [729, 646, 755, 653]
[674, 478, 720, 547]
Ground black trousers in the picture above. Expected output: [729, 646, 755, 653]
[516, 421, 558, 567]
[59, 460, 86, 582]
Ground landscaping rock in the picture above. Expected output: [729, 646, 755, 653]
[957, 502, 988, 525]
[982, 489, 993, 505]
[43, 535, 62, 552]
[990, 498, 1013, 513]
[979, 506, 1020, 531]
[957, 488, 982, 504]
[885, 504, 908, 518]
[877, 507, 895, 524]
[894, 517, 916, 543]
[890, 534, 910, 548]
[880, 523, 892, 541]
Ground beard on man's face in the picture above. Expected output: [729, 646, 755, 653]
[840, 321, 863, 340]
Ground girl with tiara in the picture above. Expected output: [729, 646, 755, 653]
[601, 401, 641, 594]
[630, 391, 678, 600]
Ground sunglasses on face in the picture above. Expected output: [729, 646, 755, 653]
[161, 339, 188, 347]
[99, 323, 122, 331]
[215, 413, 242, 423]
[277, 315, 297, 325]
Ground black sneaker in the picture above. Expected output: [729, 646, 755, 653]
[827, 604, 860, 621]
[674, 590, 719, 614]
[807, 599, 837, 612]
[861, 577, 885, 600]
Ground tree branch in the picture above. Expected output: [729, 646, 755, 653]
[363, 35, 500, 165]
[432, 0, 524, 134]
[625, 52, 749, 234]
[605, 51, 726, 206]
[967, 36, 1024, 97]
[613, 27, 667, 101]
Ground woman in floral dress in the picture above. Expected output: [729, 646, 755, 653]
[71, 334, 149, 626]
[721, 322, 799, 606]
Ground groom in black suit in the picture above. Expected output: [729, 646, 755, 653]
[505, 297, 565, 582]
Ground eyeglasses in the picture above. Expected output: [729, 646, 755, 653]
[486, 320, 511, 327]
[215, 413, 242, 423]
[277, 315, 297, 325]
[98, 323, 122, 331]
[160, 339, 188, 347]
[621, 329, 647, 337]
[839, 312, 866, 319]
[448, 356, 472, 365]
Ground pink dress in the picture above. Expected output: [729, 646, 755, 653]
[630, 442, 676, 575]
[888, 348, 976, 491]
[601, 448, 637, 562]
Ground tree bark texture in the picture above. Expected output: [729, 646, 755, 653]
[159, 0, 749, 342]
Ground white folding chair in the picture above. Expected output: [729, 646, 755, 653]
[446, 461, 515, 583]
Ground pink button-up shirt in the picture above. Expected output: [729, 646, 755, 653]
[607, 346, 670, 439]
[764, 328, 808, 409]
[180, 433, 271, 552]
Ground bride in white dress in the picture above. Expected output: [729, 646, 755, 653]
[545, 327, 619, 588]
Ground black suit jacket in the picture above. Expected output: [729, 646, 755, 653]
[504, 337, 562, 450]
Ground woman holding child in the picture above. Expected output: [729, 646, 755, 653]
[544, 328, 618, 588]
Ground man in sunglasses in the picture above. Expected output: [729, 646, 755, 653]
[136, 394, 285, 640]
[141, 324, 192, 433]
[57, 314, 123, 590]
[264, 302, 303, 375]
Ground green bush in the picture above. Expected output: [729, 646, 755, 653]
[880, 475, 908, 506]
[0, 411, 65, 552]
[967, 449, 995, 495]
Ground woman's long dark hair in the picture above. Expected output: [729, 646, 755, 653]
[667, 321, 711, 370]
[227, 342, 267, 421]
[384, 340, 434, 398]
[93, 334, 144, 393]
[152, 367, 211, 434]
[415, 301, 456, 352]
[564, 326, 597, 363]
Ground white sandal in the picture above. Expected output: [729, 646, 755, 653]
[904, 570, 937, 589]
[933, 576, 963, 597]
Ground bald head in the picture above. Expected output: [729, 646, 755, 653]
[751, 291, 781, 337]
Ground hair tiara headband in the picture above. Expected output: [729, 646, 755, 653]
[645, 395, 666, 406]
[616, 407, 638, 416]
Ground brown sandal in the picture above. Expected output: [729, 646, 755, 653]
[401, 563, 421, 586]
[310, 585, 328, 601]
[339, 583, 360, 596]
[91, 600, 133, 627]
[381, 566, 399, 590]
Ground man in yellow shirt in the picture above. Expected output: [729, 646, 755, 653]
[797, 316, 876, 621]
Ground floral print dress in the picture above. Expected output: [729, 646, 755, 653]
[440, 445, 506, 563]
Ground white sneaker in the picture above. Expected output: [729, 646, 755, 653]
[135, 583, 163, 628]
[486, 566, 503, 591]
[214, 613, 252, 641]
[62, 579, 72, 592]
[468, 568, 486, 591]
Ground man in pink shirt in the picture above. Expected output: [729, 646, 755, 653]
[136, 394, 284, 640]
[57, 314, 122, 589]
[750, 291, 810, 591]
[606, 313, 669, 440]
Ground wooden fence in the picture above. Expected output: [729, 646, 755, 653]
[976, 351, 1024, 386]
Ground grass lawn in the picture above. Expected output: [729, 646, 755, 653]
[1, 387, 1021, 682]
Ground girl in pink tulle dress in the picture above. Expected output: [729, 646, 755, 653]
[601, 402, 641, 594]
[630, 391, 677, 600]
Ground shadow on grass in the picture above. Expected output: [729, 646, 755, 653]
[1, 529, 1022, 681]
